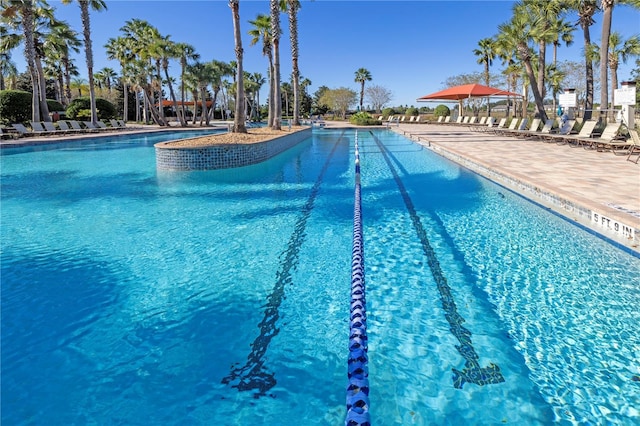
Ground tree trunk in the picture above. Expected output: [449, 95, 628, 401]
[582, 18, 594, 120]
[79, 3, 98, 124]
[123, 82, 129, 122]
[164, 64, 182, 127]
[599, 1, 614, 117]
[270, 0, 281, 130]
[34, 54, 51, 121]
[289, 2, 300, 125]
[230, 0, 247, 133]
[22, 5, 41, 122]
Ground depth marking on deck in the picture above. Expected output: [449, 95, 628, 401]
[370, 131, 504, 389]
[222, 130, 345, 397]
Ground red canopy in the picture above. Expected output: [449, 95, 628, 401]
[417, 83, 521, 101]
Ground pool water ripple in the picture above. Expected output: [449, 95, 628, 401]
[2, 128, 639, 425]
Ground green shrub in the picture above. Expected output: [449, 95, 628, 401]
[349, 112, 381, 126]
[405, 107, 419, 116]
[381, 107, 395, 118]
[0, 90, 31, 125]
[46, 99, 64, 112]
[66, 97, 116, 120]
[76, 109, 92, 121]
[434, 104, 451, 117]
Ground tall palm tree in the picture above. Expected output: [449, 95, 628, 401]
[497, 3, 548, 122]
[285, 0, 301, 125]
[354, 68, 372, 112]
[248, 13, 274, 126]
[599, 0, 615, 114]
[229, 0, 247, 133]
[250, 71, 266, 121]
[566, 0, 598, 119]
[62, 0, 107, 124]
[0, 20, 19, 92]
[522, 0, 566, 101]
[1, 0, 52, 121]
[473, 37, 496, 115]
[270, 0, 282, 130]
[44, 20, 81, 106]
[174, 42, 199, 126]
[105, 36, 133, 121]
[208, 60, 233, 121]
[607, 32, 640, 108]
[0, 51, 18, 90]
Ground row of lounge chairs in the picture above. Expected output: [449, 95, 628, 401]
[1, 119, 127, 139]
[465, 115, 639, 162]
[377, 115, 424, 124]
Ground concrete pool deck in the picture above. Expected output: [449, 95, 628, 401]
[385, 122, 640, 253]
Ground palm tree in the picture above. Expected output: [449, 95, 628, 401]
[497, 3, 548, 122]
[62, 0, 107, 124]
[208, 60, 234, 121]
[607, 32, 640, 108]
[473, 37, 496, 115]
[105, 36, 133, 121]
[174, 42, 199, 126]
[270, 0, 282, 130]
[229, 0, 247, 133]
[599, 0, 615, 114]
[285, 0, 301, 125]
[546, 63, 566, 114]
[566, 0, 598, 119]
[44, 20, 81, 106]
[354, 68, 372, 112]
[1, 0, 52, 121]
[70, 77, 87, 97]
[0, 51, 18, 90]
[248, 14, 274, 126]
[250, 72, 266, 121]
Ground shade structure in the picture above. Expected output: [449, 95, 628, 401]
[416, 83, 522, 116]
[416, 83, 521, 102]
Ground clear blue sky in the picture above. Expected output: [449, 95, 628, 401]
[11, 0, 640, 108]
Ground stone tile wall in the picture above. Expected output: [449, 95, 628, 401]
[155, 128, 312, 171]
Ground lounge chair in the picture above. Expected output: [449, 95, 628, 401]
[1, 127, 20, 140]
[514, 118, 542, 138]
[42, 121, 68, 134]
[476, 117, 504, 133]
[82, 121, 102, 131]
[436, 116, 445, 123]
[555, 120, 600, 147]
[30, 121, 48, 134]
[468, 116, 477, 124]
[414, 116, 422, 123]
[12, 123, 41, 137]
[586, 123, 627, 151]
[443, 116, 451, 123]
[478, 116, 487, 125]
[626, 129, 640, 163]
[542, 119, 577, 143]
[67, 120, 91, 132]
[494, 117, 525, 135]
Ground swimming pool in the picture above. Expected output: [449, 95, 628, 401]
[1, 128, 638, 425]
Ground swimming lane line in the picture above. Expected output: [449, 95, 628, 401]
[222, 130, 345, 397]
[369, 131, 504, 389]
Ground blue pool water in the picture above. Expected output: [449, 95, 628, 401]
[1, 128, 638, 425]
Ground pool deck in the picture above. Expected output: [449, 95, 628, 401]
[386, 122, 640, 254]
[3, 121, 639, 253]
